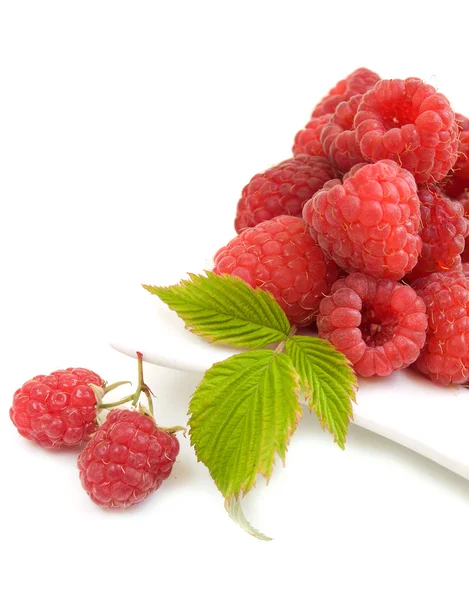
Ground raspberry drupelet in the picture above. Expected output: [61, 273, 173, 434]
[317, 273, 428, 377]
[214, 215, 340, 326]
[303, 160, 422, 281]
[354, 78, 459, 183]
[312, 67, 380, 118]
[10, 368, 104, 448]
[444, 130, 469, 198]
[78, 409, 180, 508]
[342, 162, 370, 182]
[234, 155, 335, 233]
[413, 271, 469, 385]
[320, 95, 366, 172]
[405, 185, 469, 282]
[292, 114, 331, 158]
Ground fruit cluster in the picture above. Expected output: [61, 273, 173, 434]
[217, 68, 469, 385]
[10, 355, 182, 508]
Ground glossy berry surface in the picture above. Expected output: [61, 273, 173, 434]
[234, 155, 334, 233]
[320, 95, 366, 172]
[354, 78, 459, 183]
[303, 160, 422, 280]
[312, 67, 380, 118]
[214, 215, 340, 326]
[78, 409, 180, 508]
[318, 273, 427, 377]
[413, 272, 469, 385]
[406, 185, 469, 281]
[444, 131, 469, 198]
[458, 191, 469, 262]
[293, 114, 330, 157]
[10, 368, 103, 448]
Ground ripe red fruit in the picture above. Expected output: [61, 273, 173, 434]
[342, 162, 369, 181]
[444, 130, 469, 198]
[405, 185, 469, 282]
[320, 95, 366, 172]
[10, 368, 104, 448]
[234, 155, 335, 233]
[456, 113, 469, 132]
[317, 273, 427, 377]
[312, 67, 380, 118]
[214, 215, 340, 326]
[293, 114, 331, 158]
[413, 272, 469, 385]
[303, 160, 422, 281]
[78, 409, 180, 508]
[354, 78, 459, 183]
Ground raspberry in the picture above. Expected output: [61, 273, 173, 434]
[214, 215, 340, 326]
[444, 130, 469, 198]
[405, 185, 469, 281]
[462, 263, 469, 277]
[456, 113, 469, 132]
[320, 95, 366, 172]
[303, 160, 422, 280]
[292, 114, 330, 157]
[413, 272, 469, 385]
[354, 78, 459, 183]
[78, 409, 179, 508]
[317, 273, 427, 377]
[312, 68, 380, 118]
[10, 368, 104, 448]
[234, 155, 335, 233]
[342, 162, 369, 182]
[455, 191, 469, 262]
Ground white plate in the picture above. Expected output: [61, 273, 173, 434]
[109, 283, 469, 481]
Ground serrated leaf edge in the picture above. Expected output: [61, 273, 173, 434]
[286, 336, 357, 449]
[142, 271, 290, 348]
[188, 350, 303, 499]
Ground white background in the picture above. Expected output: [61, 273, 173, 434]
[2, 1, 469, 599]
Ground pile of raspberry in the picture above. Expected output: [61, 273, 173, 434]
[219, 68, 469, 386]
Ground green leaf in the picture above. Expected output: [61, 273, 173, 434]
[188, 349, 302, 499]
[285, 336, 357, 449]
[142, 271, 290, 348]
[225, 495, 272, 542]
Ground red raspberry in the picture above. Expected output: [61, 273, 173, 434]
[234, 156, 335, 233]
[413, 272, 469, 385]
[292, 114, 330, 158]
[10, 368, 104, 448]
[406, 185, 469, 282]
[317, 273, 427, 377]
[456, 113, 469, 132]
[461, 263, 469, 277]
[354, 78, 459, 183]
[342, 162, 369, 182]
[214, 215, 340, 326]
[312, 68, 380, 118]
[321, 95, 366, 172]
[303, 160, 422, 280]
[444, 130, 469, 198]
[78, 409, 180, 508]
[455, 191, 469, 262]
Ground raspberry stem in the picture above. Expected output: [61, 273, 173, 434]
[275, 325, 297, 354]
[97, 395, 135, 410]
[97, 354, 185, 435]
[96, 353, 156, 414]
[103, 380, 131, 395]
[159, 425, 187, 436]
[130, 352, 155, 414]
